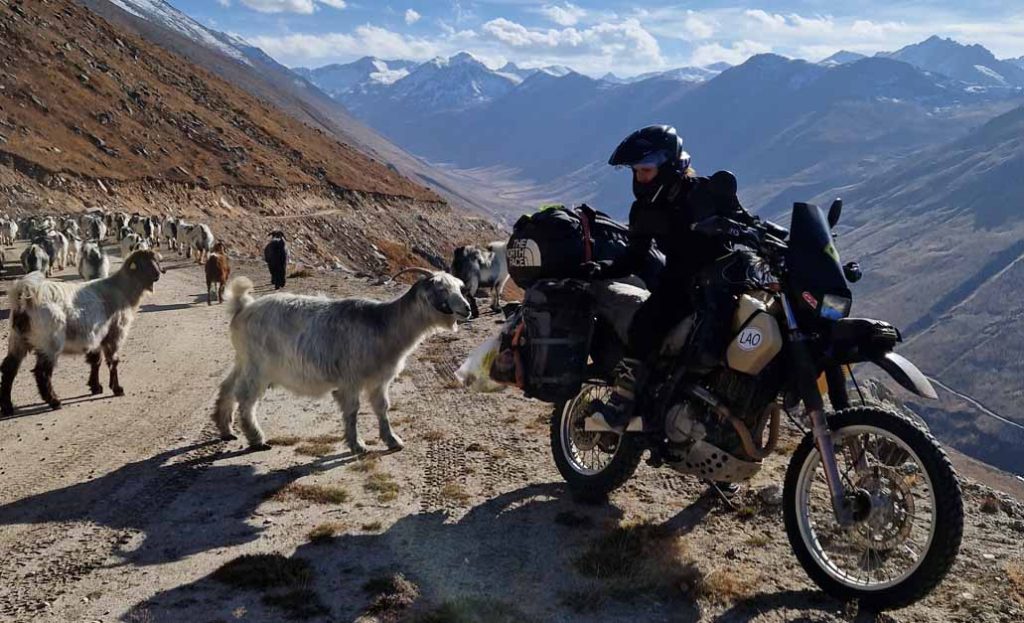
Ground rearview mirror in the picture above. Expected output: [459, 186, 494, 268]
[827, 199, 843, 229]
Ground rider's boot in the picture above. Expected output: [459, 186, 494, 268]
[583, 358, 642, 433]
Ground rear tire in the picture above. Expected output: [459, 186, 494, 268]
[550, 384, 644, 501]
[783, 406, 963, 610]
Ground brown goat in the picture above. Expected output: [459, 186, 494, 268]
[205, 242, 230, 305]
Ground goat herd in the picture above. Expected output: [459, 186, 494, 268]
[0, 208, 511, 459]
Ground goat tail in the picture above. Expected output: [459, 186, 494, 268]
[226, 277, 255, 318]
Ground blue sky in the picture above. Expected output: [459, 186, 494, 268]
[173, 1, 1024, 75]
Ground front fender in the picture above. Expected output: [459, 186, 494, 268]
[871, 352, 938, 400]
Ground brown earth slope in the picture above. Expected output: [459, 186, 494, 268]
[0, 0, 434, 199]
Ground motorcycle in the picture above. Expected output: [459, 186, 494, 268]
[549, 199, 963, 609]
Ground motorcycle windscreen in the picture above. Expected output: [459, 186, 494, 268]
[785, 202, 851, 319]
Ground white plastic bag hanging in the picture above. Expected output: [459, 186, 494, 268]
[455, 335, 506, 393]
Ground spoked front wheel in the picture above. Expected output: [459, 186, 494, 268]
[550, 383, 643, 500]
[783, 407, 963, 610]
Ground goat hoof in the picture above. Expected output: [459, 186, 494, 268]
[89, 385, 103, 395]
[349, 442, 369, 455]
[385, 435, 405, 451]
[1, 404, 14, 417]
[48, 400, 62, 411]
[220, 433, 238, 441]
[250, 443, 272, 452]
[112, 387, 125, 397]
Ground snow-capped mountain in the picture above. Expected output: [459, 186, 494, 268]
[630, 65, 725, 83]
[819, 50, 867, 67]
[292, 57, 418, 98]
[107, 0, 251, 65]
[1005, 56, 1024, 70]
[879, 36, 1024, 87]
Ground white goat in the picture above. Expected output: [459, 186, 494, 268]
[87, 218, 107, 242]
[451, 241, 510, 318]
[20, 244, 49, 275]
[188, 224, 215, 264]
[78, 242, 110, 280]
[47, 231, 69, 271]
[176, 222, 194, 256]
[1, 219, 18, 246]
[213, 268, 471, 453]
[66, 233, 82, 267]
[162, 216, 179, 251]
[0, 250, 165, 416]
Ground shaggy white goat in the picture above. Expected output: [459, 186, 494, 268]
[1, 219, 18, 246]
[213, 268, 471, 453]
[78, 242, 110, 281]
[0, 250, 165, 416]
[188, 224, 215, 264]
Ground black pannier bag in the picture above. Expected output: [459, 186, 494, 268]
[507, 204, 665, 290]
[489, 279, 595, 403]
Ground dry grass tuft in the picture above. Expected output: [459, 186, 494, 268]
[412, 597, 532, 622]
[262, 588, 329, 620]
[271, 483, 349, 505]
[465, 442, 485, 452]
[295, 442, 335, 457]
[574, 522, 702, 601]
[439, 483, 470, 506]
[362, 521, 384, 532]
[307, 433, 346, 444]
[1008, 561, 1024, 605]
[980, 495, 1003, 514]
[308, 522, 346, 544]
[289, 268, 314, 279]
[351, 455, 380, 473]
[266, 435, 302, 446]
[744, 534, 771, 548]
[211, 554, 312, 591]
[363, 573, 420, 616]
[695, 567, 757, 604]
[365, 472, 401, 503]
[422, 430, 445, 442]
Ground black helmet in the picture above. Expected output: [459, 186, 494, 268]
[608, 125, 690, 169]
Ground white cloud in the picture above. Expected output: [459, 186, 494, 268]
[250, 25, 441, 64]
[681, 11, 714, 40]
[481, 18, 660, 63]
[689, 40, 772, 67]
[405, 9, 421, 26]
[238, 0, 345, 13]
[538, 3, 586, 27]
[216, 0, 231, 7]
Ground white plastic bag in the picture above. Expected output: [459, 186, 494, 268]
[455, 335, 506, 393]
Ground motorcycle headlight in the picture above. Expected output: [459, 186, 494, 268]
[820, 294, 852, 320]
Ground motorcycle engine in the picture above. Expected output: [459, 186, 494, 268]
[665, 401, 742, 454]
[663, 401, 761, 483]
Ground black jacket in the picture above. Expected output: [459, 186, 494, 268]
[599, 171, 755, 280]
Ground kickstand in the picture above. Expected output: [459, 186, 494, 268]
[705, 480, 739, 510]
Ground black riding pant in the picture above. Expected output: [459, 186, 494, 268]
[626, 252, 767, 362]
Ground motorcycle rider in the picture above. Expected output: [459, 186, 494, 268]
[583, 125, 761, 434]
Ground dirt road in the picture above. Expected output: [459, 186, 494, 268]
[0, 244, 1020, 623]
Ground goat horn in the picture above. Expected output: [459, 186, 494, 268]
[390, 267, 435, 282]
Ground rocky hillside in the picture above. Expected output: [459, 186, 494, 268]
[0, 0, 502, 270]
